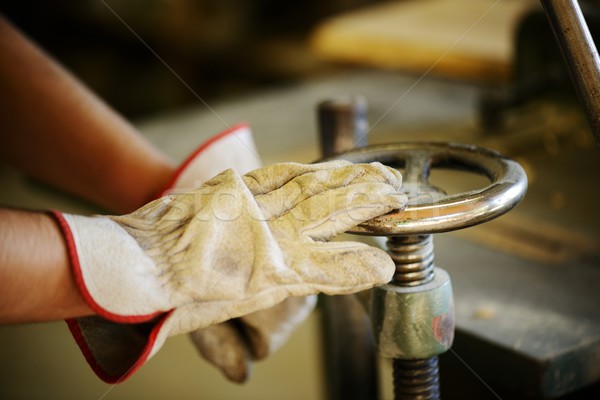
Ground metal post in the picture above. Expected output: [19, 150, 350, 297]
[317, 95, 379, 400]
[540, 0, 600, 148]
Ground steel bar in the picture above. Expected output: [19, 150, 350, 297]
[317, 96, 379, 400]
[541, 0, 600, 148]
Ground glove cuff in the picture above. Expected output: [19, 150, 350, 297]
[159, 122, 260, 195]
[51, 209, 173, 383]
[50, 210, 169, 322]
[65, 312, 172, 383]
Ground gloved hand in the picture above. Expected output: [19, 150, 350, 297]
[55, 144, 406, 382]
[190, 295, 317, 382]
[60, 124, 263, 383]
[162, 125, 319, 383]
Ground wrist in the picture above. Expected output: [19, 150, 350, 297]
[0, 209, 94, 323]
[116, 157, 176, 214]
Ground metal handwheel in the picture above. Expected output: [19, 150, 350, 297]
[321, 141, 528, 400]
[328, 142, 528, 235]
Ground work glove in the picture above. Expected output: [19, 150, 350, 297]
[54, 129, 406, 383]
[190, 295, 317, 382]
[59, 124, 261, 383]
[160, 124, 319, 383]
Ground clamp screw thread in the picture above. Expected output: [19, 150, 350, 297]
[387, 235, 435, 286]
[393, 357, 440, 400]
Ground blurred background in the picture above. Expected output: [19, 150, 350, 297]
[1, 0, 392, 119]
[1, 0, 600, 399]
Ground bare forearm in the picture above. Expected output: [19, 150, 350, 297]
[0, 208, 92, 323]
[0, 16, 175, 213]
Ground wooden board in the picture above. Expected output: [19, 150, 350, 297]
[311, 0, 538, 83]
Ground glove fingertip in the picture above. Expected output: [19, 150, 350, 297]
[388, 193, 409, 210]
[351, 245, 395, 286]
[223, 361, 252, 384]
[315, 244, 395, 295]
[189, 325, 253, 384]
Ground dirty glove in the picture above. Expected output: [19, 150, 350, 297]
[54, 156, 406, 382]
[59, 124, 261, 383]
[156, 123, 313, 382]
[160, 124, 321, 383]
[190, 295, 317, 382]
[161, 126, 314, 383]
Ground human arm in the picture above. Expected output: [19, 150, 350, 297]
[0, 208, 92, 323]
[0, 15, 175, 214]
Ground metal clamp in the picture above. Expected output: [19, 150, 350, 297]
[321, 142, 528, 399]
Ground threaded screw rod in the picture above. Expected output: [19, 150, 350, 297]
[387, 235, 441, 400]
[393, 358, 440, 400]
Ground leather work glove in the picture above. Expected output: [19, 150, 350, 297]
[190, 295, 317, 382]
[53, 135, 406, 383]
[61, 124, 321, 383]
[60, 124, 262, 383]
[160, 125, 320, 383]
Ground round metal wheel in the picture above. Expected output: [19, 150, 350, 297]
[320, 142, 528, 235]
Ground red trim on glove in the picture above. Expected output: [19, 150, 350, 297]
[158, 122, 250, 197]
[49, 210, 163, 324]
[51, 123, 250, 383]
[66, 311, 173, 383]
